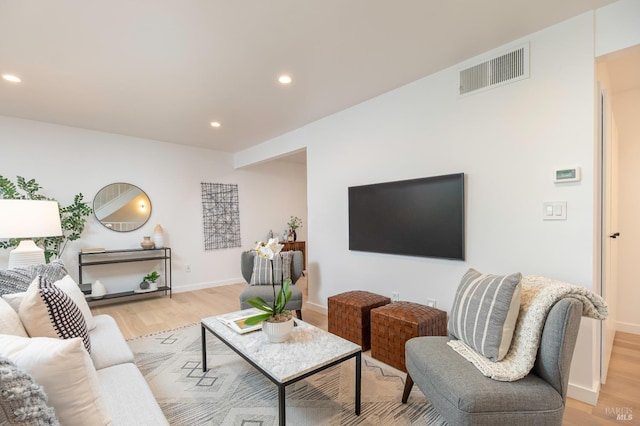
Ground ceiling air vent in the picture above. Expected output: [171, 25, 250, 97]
[459, 43, 529, 96]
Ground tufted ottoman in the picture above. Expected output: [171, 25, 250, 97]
[371, 301, 447, 372]
[328, 290, 391, 350]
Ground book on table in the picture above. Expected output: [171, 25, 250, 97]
[217, 308, 265, 334]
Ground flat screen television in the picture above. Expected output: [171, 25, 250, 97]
[348, 173, 465, 260]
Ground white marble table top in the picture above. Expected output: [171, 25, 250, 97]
[202, 310, 361, 383]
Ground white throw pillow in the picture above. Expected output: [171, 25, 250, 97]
[0, 297, 28, 337]
[0, 334, 111, 426]
[19, 276, 91, 353]
[1, 292, 25, 312]
[54, 274, 96, 331]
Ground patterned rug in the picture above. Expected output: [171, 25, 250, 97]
[128, 323, 446, 426]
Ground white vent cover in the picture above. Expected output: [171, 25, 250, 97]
[459, 43, 530, 96]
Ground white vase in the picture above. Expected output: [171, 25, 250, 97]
[153, 224, 164, 248]
[262, 316, 294, 343]
[91, 280, 107, 298]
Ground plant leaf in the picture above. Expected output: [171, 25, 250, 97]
[243, 312, 273, 326]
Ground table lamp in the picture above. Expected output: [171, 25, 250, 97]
[0, 200, 63, 268]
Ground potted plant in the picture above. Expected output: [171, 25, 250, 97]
[287, 216, 302, 241]
[244, 238, 294, 342]
[140, 271, 160, 290]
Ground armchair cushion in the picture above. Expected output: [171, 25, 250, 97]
[448, 268, 521, 361]
[249, 251, 293, 285]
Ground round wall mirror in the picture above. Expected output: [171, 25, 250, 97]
[93, 183, 151, 232]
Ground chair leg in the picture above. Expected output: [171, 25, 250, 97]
[296, 309, 302, 320]
[402, 374, 414, 403]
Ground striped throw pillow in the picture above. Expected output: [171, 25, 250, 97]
[448, 268, 522, 361]
[249, 252, 293, 285]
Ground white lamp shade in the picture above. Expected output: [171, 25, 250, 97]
[0, 200, 63, 238]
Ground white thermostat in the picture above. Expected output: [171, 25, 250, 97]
[554, 167, 581, 183]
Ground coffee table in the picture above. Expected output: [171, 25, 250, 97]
[201, 310, 361, 425]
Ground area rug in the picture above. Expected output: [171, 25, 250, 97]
[128, 323, 447, 426]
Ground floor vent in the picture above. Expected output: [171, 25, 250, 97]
[459, 43, 529, 96]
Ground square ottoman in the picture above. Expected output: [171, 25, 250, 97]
[328, 290, 391, 350]
[371, 301, 447, 372]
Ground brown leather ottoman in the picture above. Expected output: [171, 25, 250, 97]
[328, 290, 391, 350]
[371, 301, 447, 372]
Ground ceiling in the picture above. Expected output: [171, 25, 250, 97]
[0, 0, 620, 155]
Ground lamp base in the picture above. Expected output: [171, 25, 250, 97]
[8, 240, 46, 269]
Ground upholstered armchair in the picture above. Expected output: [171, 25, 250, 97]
[402, 298, 583, 425]
[239, 250, 304, 320]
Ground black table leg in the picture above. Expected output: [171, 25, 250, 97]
[355, 352, 361, 415]
[201, 324, 207, 372]
[278, 384, 286, 425]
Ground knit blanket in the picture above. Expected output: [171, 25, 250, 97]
[447, 275, 608, 381]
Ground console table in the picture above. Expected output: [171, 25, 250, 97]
[78, 247, 172, 303]
[281, 241, 306, 269]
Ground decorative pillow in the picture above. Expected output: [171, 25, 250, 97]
[0, 356, 58, 425]
[18, 277, 91, 354]
[448, 268, 522, 361]
[249, 252, 294, 285]
[0, 335, 110, 426]
[0, 297, 28, 337]
[1, 292, 25, 313]
[0, 261, 68, 296]
[53, 275, 96, 331]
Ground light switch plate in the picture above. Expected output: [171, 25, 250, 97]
[543, 201, 567, 220]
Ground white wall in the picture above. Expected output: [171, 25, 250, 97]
[239, 13, 603, 401]
[614, 88, 640, 334]
[0, 116, 307, 293]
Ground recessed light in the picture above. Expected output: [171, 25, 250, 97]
[210, 121, 221, 128]
[2, 74, 21, 83]
[278, 75, 292, 85]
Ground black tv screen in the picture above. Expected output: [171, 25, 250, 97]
[348, 173, 465, 260]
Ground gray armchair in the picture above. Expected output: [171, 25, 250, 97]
[402, 298, 583, 425]
[239, 251, 304, 320]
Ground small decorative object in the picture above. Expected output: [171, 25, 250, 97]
[287, 228, 294, 242]
[243, 238, 295, 342]
[267, 229, 274, 240]
[91, 280, 107, 298]
[139, 280, 150, 290]
[140, 236, 154, 250]
[141, 271, 160, 291]
[287, 216, 302, 242]
[153, 224, 164, 248]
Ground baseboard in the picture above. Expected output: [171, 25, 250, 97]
[306, 301, 327, 315]
[567, 381, 600, 405]
[172, 278, 243, 294]
[616, 321, 640, 335]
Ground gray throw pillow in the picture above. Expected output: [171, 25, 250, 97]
[0, 261, 68, 296]
[0, 356, 59, 425]
[249, 252, 294, 285]
[448, 268, 522, 361]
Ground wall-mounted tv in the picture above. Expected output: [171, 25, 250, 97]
[348, 173, 465, 260]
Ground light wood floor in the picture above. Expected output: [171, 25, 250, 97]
[93, 278, 639, 425]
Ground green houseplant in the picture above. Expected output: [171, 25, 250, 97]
[140, 271, 160, 290]
[244, 238, 293, 327]
[0, 175, 92, 263]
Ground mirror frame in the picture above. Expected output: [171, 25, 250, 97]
[93, 183, 152, 232]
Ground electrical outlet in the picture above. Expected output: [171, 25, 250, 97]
[426, 298, 436, 308]
[185, 264, 191, 273]
[392, 292, 400, 302]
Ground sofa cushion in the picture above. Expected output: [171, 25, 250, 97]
[0, 260, 68, 296]
[448, 268, 521, 361]
[0, 335, 111, 426]
[53, 275, 96, 331]
[0, 297, 27, 337]
[19, 277, 91, 354]
[89, 314, 135, 370]
[249, 251, 293, 285]
[97, 363, 169, 426]
[0, 355, 58, 426]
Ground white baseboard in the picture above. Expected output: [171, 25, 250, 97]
[567, 381, 600, 405]
[306, 301, 327, 315]
[172, 278, 243, 294]
[616, 321, 640, 335]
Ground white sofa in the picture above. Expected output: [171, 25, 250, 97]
[0, 272, 168, 426]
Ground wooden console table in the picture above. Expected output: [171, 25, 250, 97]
[281, 241, 306, 270]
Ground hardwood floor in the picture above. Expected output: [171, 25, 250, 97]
[93, 278, 638, 425]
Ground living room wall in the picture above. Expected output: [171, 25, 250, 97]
[237, 12, 602, 400]
[0, 115, 307, 293]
